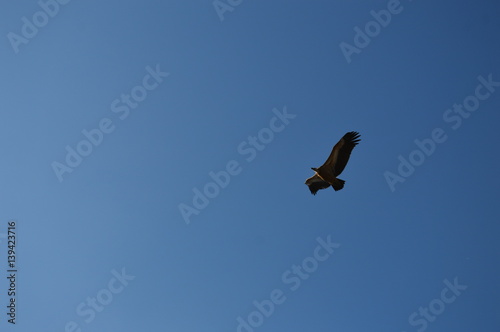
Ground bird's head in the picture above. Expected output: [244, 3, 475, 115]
[311, 167, 318, 172]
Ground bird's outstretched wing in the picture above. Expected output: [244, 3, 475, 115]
[305, 174, 330, 195]
[322, 131, 361, 176]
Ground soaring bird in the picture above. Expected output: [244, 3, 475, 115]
[305, 131, 361, 195]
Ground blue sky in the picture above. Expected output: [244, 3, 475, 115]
[1, 0, 500, 331]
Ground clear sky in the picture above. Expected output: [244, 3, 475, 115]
[1, 0, 499, 331]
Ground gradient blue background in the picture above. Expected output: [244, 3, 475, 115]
[1, 0, 499, 331]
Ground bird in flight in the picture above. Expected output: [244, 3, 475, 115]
[305, 131, 361, 195]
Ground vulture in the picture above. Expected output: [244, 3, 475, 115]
[305, 131, 361, 195]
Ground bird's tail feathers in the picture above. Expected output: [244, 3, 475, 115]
[331, 178, 345, 191]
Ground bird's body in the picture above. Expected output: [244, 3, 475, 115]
[305, 131, 361, 195]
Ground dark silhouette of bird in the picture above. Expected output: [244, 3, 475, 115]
[305, 131, 361, 195]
